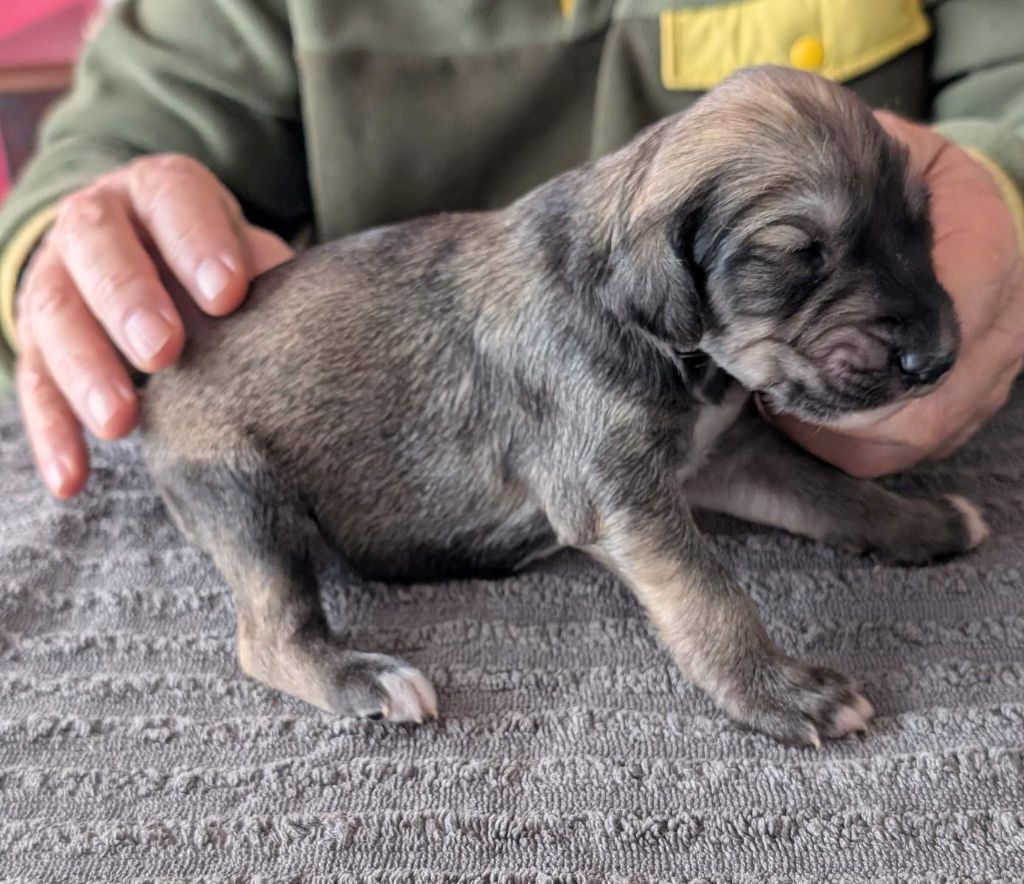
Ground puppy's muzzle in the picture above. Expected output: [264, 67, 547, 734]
[897, 347, 956, 387]
[888, 286, 960, 391]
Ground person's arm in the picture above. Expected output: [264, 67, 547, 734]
[929, 0, 1024, 198]
[772, 0, 1024, 477]
[0, 0, 305, 494]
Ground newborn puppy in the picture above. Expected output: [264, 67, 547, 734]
[141, 66, 987, 746]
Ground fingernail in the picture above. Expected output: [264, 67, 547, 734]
[44, 458, 69, 494]
[124, 308, 172, 363]
[47, 453, 79, 495]
[196, 258, 234, 304]
[86, 384, 129, 429]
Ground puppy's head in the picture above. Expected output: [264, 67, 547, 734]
[610, 65, 958, 421]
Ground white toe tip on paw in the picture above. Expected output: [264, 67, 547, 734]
[378, 667, 438, 723]
[853, 693, 874, 721]
[826, 693, 873, 738]
[947, 494, 990, 549]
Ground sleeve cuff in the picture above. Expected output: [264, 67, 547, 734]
[964, 148, 1024, 260]
[0, 203, 60, 353]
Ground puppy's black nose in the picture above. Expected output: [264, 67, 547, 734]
[899, 349, 955, 386]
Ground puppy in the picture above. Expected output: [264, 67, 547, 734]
[141, 66, 987, 746]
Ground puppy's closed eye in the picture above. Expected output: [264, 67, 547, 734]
[749, 224, 826, 270]
[724, 223, 829, 319]
[739, 223, 828, 282]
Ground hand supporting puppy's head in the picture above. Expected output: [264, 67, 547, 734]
[596, 65, 957, 421]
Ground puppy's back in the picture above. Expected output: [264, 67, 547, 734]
[140, 211, 557, 577]
[145, 215, 488, 453]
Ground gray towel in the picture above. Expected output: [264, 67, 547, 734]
[1, 392, 1022, 882]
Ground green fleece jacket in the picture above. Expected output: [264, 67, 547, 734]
[1, 0, 1023, 387]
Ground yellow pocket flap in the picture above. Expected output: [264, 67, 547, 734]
[660, 0, 930, 91]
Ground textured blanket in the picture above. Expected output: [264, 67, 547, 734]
[1, 391, 1022, 882]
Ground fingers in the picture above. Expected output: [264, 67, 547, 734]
[12, 153, 281, 500]
[21, 251, 138, 441]
[52, 188, 185, 373]
[930, 356, 1022, 461]
[16, 335, 89, 499]
[125, 155, 250, 315]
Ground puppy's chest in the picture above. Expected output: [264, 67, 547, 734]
[678, 385, 751, 479]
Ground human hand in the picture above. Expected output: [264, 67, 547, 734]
[14, 154, 295, 498]
[768, 112, 1024, 477]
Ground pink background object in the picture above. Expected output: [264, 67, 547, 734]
[0, 0, 99, 202]
[0, 0, 99, 68]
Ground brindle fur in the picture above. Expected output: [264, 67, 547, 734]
[141, 67, 986, 745]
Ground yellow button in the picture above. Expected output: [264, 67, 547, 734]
[789, 35, 825, 71]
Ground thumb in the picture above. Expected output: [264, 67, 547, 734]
[765, 407, 911, 478]
[243, 225, 295, 278]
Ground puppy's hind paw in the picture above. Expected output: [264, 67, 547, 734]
[723, 657, 873, 748]
[244, 643, 438, 724]
[331, 654, 438, 723]
[374, 664, 439, 723]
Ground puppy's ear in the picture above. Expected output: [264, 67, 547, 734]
[599, 195, 708, 352]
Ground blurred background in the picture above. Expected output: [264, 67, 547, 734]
[0, 0, 104, 203]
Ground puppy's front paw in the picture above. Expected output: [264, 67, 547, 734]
[721, 656, 873, 747]
[945, 494, 990, 549]
[871, 494, 989, 564]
